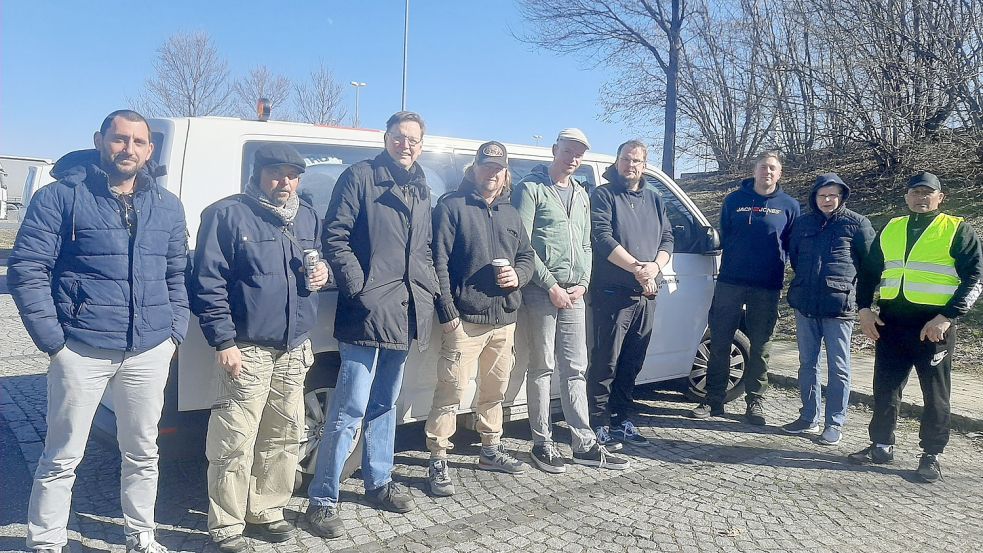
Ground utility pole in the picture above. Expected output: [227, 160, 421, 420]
[402, 0, 410, 110]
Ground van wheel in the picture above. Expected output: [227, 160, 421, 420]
[295, 385, 364, 495]
[686, 329, 750, 403]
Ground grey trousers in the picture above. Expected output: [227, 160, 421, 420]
[519, 285, 596, 453]
[27, 338, 175, 550]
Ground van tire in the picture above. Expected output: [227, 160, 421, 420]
[686, 329, 750, 404]
[294, 353, 364, 495]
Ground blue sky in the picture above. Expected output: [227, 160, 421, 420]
[1, 1, 683, 172]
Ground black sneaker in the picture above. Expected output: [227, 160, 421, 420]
[594, 426, 624, 452]
[214, 535, 249, 553]
[306, 503, 344, 539]
[781, 419, 821, 435]
[530, 443, 566, 474]
[573, 444, 630, 470]
[847, 444, 894, 465]
[428, 459, 456, 496]
[916, 453, 942, 483]
[366, 481, 416, 513]
[745, 399, 766, 426]
[689, 402, 724, 419]
[610, 420, 648, 445]
[244, 520, 294, 543]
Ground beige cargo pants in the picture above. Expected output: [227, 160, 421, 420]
[206, 340, 313, 540]
[425, 322, 515, 458]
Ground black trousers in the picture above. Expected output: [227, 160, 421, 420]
[587, 288, 655, 427]
[868, 321, 954, 455]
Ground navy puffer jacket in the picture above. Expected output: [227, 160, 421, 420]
[9, 149, 190, 354]
[787, 173, 875, 318]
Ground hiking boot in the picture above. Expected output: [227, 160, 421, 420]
[745, 399, 766, 426]
[610, 420, 649, 445]
[817, 426, 842, 446]
[244, 520, 294, 543]
[782, 419, 820, 435]
[306, 503, 344, 538]
[366, 481, 416, 513]
[213, 535, 249, 553]
[126, 532, 168, 553]
[478, 444, 528, 474]
[530, 443, 566, 474]
[572, 444, 630, 470]
[689, 402, 724, 419]
[916, 453, 943, 483]
[847, 444, 894, 465]
[428, 459, 456, 496]
[594, 426, 624, 452]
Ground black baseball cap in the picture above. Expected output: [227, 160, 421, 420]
[475, 141, 508, 167]
[253, 143, 306, 175]
[907, 171, 941, 191]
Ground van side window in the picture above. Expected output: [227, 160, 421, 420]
[505, 158, 596, 192]
[242, 143, 459, 215]
[644, 175, 702, 254]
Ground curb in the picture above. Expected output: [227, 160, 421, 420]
[769, 372, 983, 434]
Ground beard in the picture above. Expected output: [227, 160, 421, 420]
[100, 151, 143, 180]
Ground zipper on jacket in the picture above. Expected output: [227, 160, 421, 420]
[547, 182, 581, 286]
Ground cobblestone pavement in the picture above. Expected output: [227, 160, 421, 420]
[2, 292, 983, 552]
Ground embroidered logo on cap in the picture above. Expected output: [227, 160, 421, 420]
[482, 144, 505, 157]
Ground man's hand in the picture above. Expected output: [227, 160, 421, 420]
[634, 261, 661, 283]
[306, 261, 331, 290]
[548, 284, 573, 309]
[859, 308, 884, 341]
[566, 284, 587, 302]
[217, 346, 242, 379]
[442, 318, 461, 334]
[496, 265, 519, 289]
[642, 278, 658, 297]
[920, 314, 951, 343]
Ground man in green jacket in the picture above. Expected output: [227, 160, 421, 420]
[514, 129, 629, 474]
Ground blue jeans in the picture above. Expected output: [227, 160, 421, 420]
[794, 310, 853, 429]
[307, 342, 407, 506]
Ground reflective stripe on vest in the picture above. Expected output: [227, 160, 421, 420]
[878, 213, 962, 306]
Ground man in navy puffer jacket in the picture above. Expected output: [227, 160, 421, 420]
[781, 173, 874, 445]
[9, 110, 189, 553]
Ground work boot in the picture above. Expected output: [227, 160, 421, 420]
[244, 520, 294, 543]
[306, 503, 344, 538]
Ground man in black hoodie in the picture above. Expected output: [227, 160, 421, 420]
[848, 172, 982, 483]
[587, 140, 672, 449]
[781, 173, 874, 446]
[423, 142, 535, 496]
[690, 151, 800, 424]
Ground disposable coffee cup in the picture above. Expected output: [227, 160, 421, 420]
[492, 258, 511, 286]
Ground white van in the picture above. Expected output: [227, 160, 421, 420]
[89, 115, 750, 481]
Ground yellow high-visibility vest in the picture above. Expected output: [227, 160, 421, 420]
[879, 213, 962, 306]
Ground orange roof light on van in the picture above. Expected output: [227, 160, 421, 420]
[257, 98, 271, 122]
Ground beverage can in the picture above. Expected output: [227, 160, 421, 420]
[303, 249, 320, 291]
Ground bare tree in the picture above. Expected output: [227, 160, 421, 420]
[135, 32, 233, 117]
[294, 63, 347, 125]
[516, 0, 688, 176]
[234, 65, 293, 120]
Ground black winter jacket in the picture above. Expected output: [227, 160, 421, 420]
[431, 180, 535, 325]
[590, 166, 674, 294]
[787, 174, 875, 318]
[8, 149, 189, 354]
[322, 152, 438, 351]
[190, 194, 322, 351]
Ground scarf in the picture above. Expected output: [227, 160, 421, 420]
[244, 180, 300, 225]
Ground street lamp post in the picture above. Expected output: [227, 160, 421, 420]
[532, 135, 542, 146]
[350, 81, 366, 128]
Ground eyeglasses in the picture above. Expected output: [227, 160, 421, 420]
[388, 134, 423, 148]
[618, 157, 645, 167]
[817, 194, 842, 201]
[907, 188, 939, 198]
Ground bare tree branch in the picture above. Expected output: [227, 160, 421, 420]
[135, 32, 233, 117]
[294, 62, 347, 126]
[233, 65, 293, 120]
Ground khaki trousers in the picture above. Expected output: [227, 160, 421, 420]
[425, 322, 515, 458]
[206, 340, 313, 540]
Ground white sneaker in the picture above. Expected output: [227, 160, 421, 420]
[126, 532, 168, 553]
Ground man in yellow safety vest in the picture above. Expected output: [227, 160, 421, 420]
[848, 172, 982, 482]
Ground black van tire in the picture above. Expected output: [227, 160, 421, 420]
[294, 353, 364, 495]
[686, 329, 750, 403]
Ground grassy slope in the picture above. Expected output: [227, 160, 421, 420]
[678, 141, 983, 375]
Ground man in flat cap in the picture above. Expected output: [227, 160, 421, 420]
[849, 172, 982, 483]
[191, 143, 330, 552]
